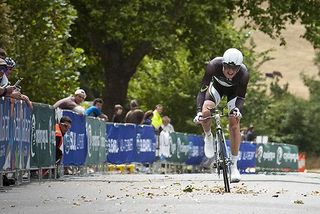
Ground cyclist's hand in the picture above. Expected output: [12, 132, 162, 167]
[230, 107, 242, 119]
[193, 112, 203, 124]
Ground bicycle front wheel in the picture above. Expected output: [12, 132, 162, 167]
[217, 130, 230, 193]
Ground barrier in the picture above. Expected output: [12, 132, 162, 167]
[0, 97, 31, 171]
[106, 123, 157, 164]
[1, 98, 301, 181]
[134, 125, 156, 163]
[0, 97, 11, 170]
[30, 103, 55, 168]
[255, 142, 298, 172]
[86, 116, 106, 165]
[62, 110, 87, 166]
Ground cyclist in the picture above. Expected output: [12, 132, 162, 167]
[194, 48, 249, 183]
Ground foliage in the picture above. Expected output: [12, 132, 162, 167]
[238, 0, 320, 47]
[68, 0, 266, 116]
[5, 0, 85, 104]
[0, 2, 13, 48]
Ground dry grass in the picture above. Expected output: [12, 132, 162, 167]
[237, 20, 319, 98]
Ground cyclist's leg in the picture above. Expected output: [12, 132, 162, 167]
[202, 83, 222, 132]
[226, 96, 241, 155]
[201, 84, 221, 158]
[227, 97, 241, 182]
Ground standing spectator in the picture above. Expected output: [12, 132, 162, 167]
[143, 110, 153, 125]
[0, 48, 7, 59]
[53, 89, 86, 115]
[246, 124, 256, 142]
[112, 104, 124, 123]
[124, 99, 144, 124]
[160, 115, 174, 133]
[56, 116, 72, 165]
[151, 104, 163, 130]
[85, 98, 109, 121]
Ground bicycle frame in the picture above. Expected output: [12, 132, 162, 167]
[201, 109, 231, 192]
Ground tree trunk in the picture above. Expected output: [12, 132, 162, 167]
[100, 42, 152, 119]
[102, 67, 131, 119]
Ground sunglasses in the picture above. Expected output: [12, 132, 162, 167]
[223, 63, 240, 71]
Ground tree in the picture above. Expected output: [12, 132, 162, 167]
[69, 0, 246, 117]
[69, 0, 320, 118]
[0, 2, 13, 48]
[5, 0, 85, 104]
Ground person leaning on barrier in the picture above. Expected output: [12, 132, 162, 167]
[124, 99, 144, 124]
[0, 57, 33, 109]
[56, 116, 72, 165]
[112, 104, 124, 123]
[0, 59, 17, 97]
[53, 89, 86, 115]
[85, 98, 109, 121]
[143, 110, 153, 125]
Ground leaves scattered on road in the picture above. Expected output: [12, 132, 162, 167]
[293, 200, 304, 204]
[183, 185, 194, 193]
[311, 190, 320, 196]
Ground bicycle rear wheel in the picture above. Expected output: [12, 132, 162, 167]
[217, 131, 230, 193]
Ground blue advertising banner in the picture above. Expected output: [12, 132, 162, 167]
[226, 140, 257, 174]
[134, 125, 156, 163]
[0, 97, 10, 170]
[63, 111, 87, 166]
[185, 135, 205, 165]
[13, 100, 31, 170]
[106, 123, 136, 164]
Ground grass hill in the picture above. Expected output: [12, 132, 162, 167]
[243, 22, 318, 98]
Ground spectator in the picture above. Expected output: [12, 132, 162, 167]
[160, 115, 174, 133]
[4, 57, 16, 77]
[151, 104, 163, 130]
[56, 116, 72, 165]
[112, 104, 124, 123]
[85, 98, 109, 121]
[124, 99, 144, 124]
[0, 48, 7, 59]
[0, 59, 15, 96]
[240, 127, 247, 141]
[0, 53, 33, 109]
[246, 124, 256, 142]
[53, 89, 86, 115]
[143, 110, 153, 125]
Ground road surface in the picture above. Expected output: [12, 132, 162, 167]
[1, 172, 320, 214]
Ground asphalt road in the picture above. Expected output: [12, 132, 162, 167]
[1, 172, 320, 214]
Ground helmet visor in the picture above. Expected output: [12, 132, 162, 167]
[223, 62, 240, 72]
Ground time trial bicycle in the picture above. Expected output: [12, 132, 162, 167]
[200, 108, 231, 192]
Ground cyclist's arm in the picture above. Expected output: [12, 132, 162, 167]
[196, 62, 215, 112]
[235, 68, 249, 112]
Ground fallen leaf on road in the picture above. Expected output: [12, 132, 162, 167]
[73, 202, 80, 206]
[183, 185, 194, 193]
[294, 200, 304, 204]
[311, 191, 320, 196]
[209, 186, 225, 194]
